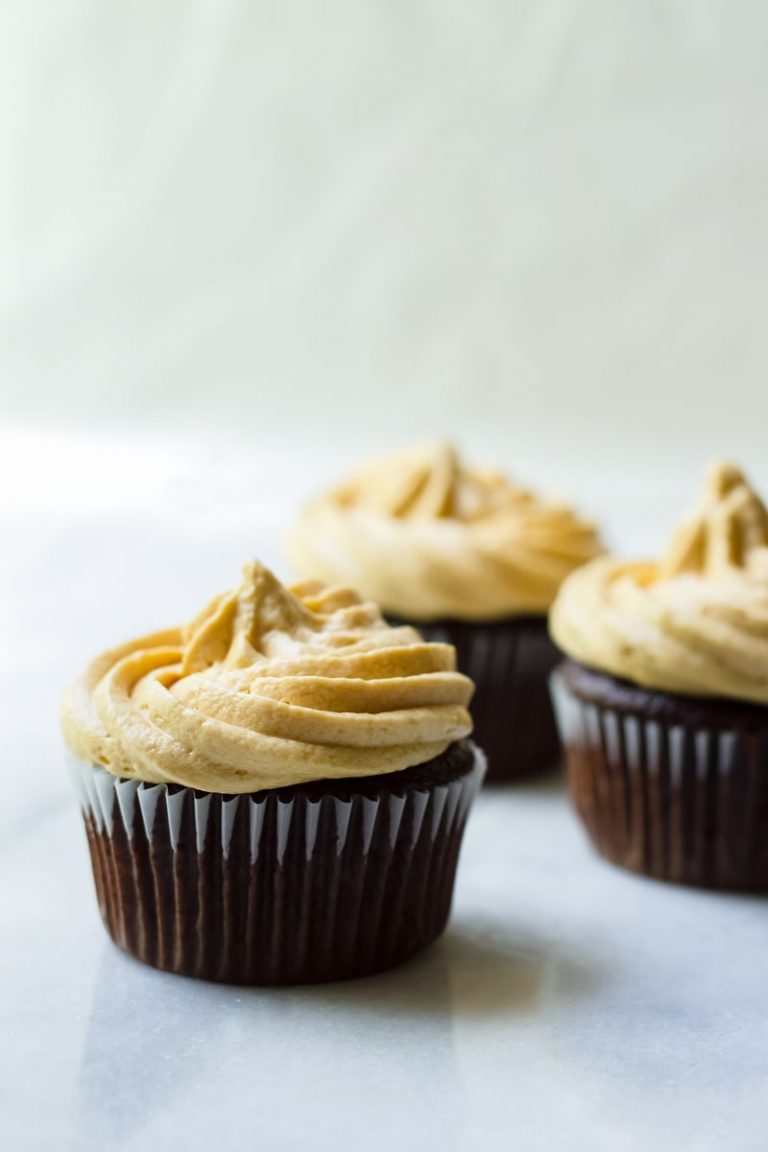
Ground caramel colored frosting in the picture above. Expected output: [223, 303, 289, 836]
[550, 462, 768, 704]
[61, 562, 474, 792]
[287, 443, 602, 620]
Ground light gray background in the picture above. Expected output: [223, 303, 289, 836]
[2, 0, 768, 487]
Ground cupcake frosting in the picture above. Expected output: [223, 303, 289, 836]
[287, 443, 602, 620]
[61, 561, 474, 792]
[550, 462, 768, 704]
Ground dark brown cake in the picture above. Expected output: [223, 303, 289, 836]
[388, 614, 561, 782]
[75, 739, 485, 985]
[551, 660, 768, 890]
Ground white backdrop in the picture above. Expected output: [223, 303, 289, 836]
[2, 0, 767, 492]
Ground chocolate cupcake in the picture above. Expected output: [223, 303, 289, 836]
[287, 443, 601, 781]
[550, 462, 768, 891]
[61, 562, 484, 984]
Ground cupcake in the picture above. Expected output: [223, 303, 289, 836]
[287, 442, 601, 781]
[61, 561, 484, 984]
[550, 461, 768, 891]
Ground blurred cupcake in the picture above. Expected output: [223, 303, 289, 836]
[61, 561, 483, 984]
[550, 461, 768, 890]
[287, 443, 601, 781]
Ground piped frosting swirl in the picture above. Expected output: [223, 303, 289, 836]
[61, 561, 474, 792]
[287, 443, 602, 620]
[550, 462, 768, 704]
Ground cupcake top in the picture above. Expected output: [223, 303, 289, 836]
[287, 442, 602, 621]
[550, 461, 768, 704]
[61, 561, 474, 792]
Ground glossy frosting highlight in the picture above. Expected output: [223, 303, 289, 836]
[287, 443, 602, 620]
[550, 462, 768, 704]
[61, 562, 474, 792]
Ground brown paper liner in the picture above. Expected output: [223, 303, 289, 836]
[70, 740, 485, 984]
[388, 615, 561, 782]
[551, 661, 768, 890]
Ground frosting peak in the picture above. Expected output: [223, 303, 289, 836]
[550, 461, 768, 704]
[660, 461, 768, 581]
[288, 444, 602, 620]
[61, 562, 474, 792]
[337, 442, 464, 519]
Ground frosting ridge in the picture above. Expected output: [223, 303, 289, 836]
[61, 561, 474, 792]
[287, 443, 602, 620]
[550, 462, 768, 704]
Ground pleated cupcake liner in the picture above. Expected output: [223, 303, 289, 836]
[550, 667, 768, 890]
[70, 742, 486, 985]
[388, 615, 561, 782]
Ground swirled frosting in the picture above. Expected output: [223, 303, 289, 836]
[550, 462, 768, 704]
[61, 561, 474, 792]
[287, 443, 602, 620]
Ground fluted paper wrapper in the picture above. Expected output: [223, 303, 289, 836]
[70, 742, 485, 984]
[388, 615, 560, 782]
[551, 666, 768, 890]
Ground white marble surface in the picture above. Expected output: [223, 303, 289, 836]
[2, 434, 766, 1152]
